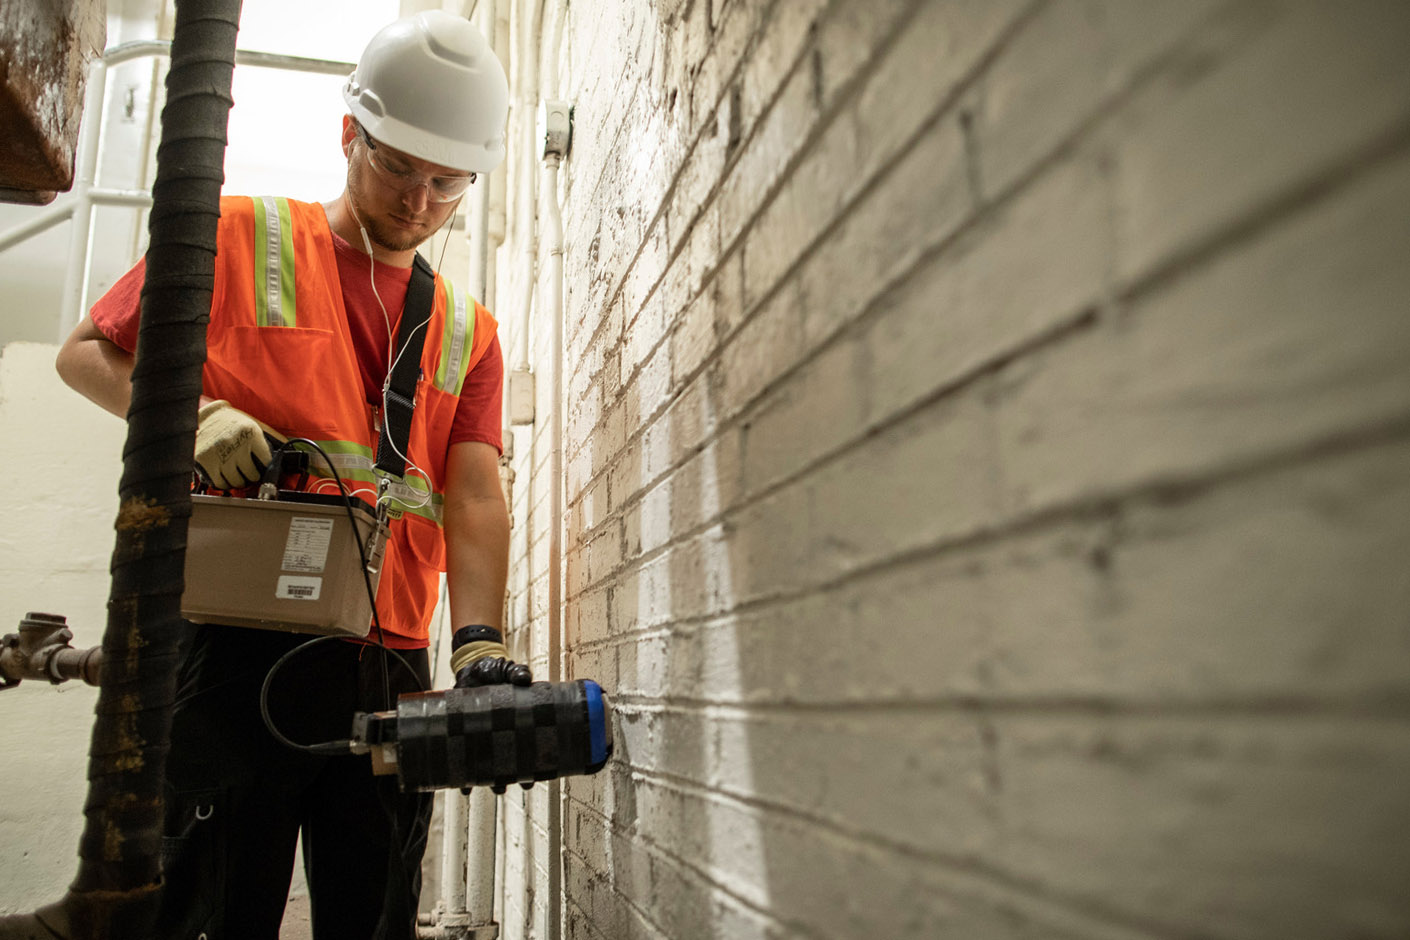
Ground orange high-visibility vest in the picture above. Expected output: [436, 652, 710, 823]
[203, 195, 498, 646]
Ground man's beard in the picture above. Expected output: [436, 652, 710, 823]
[346, 159, 431, 253]
[361, 214, 426, 253]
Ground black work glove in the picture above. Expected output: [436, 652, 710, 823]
[451, 625, 532, 794]
[451, 625, 532, 689]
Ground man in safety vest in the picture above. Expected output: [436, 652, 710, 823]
[56, 12, 520, 939]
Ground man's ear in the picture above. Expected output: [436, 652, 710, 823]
[340, 116, 357, 158]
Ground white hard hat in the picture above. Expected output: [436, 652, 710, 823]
[343, 11, 509, 174]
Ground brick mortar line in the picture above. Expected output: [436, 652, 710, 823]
[565, 280, 1410, 596]
[1111, 109, 1410, 307]
[561, 0, 1069, 506]
[570, 0, 751, 223]
[561, 304, 1097, 595]
[563, 0, 793, 367]
[562, 414, 1410, 632]
[561, 116, 1410, 587]
[563, 770, 1181, 940]
[562, 0, 1359, 501]
[564, 0, 942, 423]
[561, 892, 669, 940]
[570, 69, 647, 243]
[601, 692, 1410, 721]
[560, 817, 831, 940]
[563, 0, 1058, 467]
[569, 9, 659, 218]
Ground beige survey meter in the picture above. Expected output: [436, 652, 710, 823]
[181, 491, 387, 638]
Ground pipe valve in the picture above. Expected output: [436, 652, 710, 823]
[0, 612, 103, 689]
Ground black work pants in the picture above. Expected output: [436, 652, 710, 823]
[154, 624, 432, 940]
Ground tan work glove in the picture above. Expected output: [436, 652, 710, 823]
[195, 400, 287, 489]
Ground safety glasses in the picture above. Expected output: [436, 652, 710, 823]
[354, 123, 475, 203]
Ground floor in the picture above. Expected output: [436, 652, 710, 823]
[280, 892, 313, 940]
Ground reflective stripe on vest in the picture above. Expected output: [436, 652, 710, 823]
[434, 280, 474, 395]
[253, 196, 297, 327]
[304, 438, 445, 525]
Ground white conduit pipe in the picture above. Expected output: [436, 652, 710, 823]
[426, 4, 517, 939]
[536, 3, 568, 939]
[512, 0, 544, 377]
[486, 0, 509, 312]
[428, 4, 509, 933]
[56, 55, 109, 342]
[431, 2, 496, 934]
[464, 8, 504, 934]
[433, 787, 472, 935]
[464, 786, 497, 930]
[0, 204, 74, 254]
[541, 148, 566, 940]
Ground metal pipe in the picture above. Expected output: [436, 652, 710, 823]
[0, 613, 103, 688]
[464, 7, 504, 935]
[466, 0, 495, 308]
[464, 787, 498, 933]
[435, 786, 473, 931]
[56, 55, 109, 342]
[234, 48, 354, 75]
[0, 203, 74, 253]
[99, 38, 353, 76]
[542, 149, 565, 940]
[484, 0, 509, 317]
[429, 6, 508, 936]
[512, 0, 543, 376]
[89, 189, 155, 209]
[538, 13, 570, 937]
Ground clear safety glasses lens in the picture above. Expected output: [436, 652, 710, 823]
[357, 126, 474, 203]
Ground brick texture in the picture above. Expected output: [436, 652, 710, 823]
[499, 2, 1410, 938]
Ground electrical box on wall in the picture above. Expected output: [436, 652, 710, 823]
[538, 99, 571, 159]
[508, 365, 535, 425]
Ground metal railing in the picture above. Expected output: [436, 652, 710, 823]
[0, 40, 353, 342]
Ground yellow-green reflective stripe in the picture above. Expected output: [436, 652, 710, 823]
[252, 196, 296, 327]
[305, 439, 374, 463]
[433, 281, 473, 395]
[301, 440, 444, 525]
[274, 198, 296, 325]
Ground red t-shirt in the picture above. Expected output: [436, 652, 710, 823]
[89, 231, 503, 453]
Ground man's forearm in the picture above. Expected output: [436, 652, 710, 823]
[443, 493, 511, 630]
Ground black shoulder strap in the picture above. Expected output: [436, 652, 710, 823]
[375, 252, 436, 478]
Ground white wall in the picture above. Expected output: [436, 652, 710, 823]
[0, 342, 124, 912]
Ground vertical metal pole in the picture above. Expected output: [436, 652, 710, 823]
[465, 787, 499, 931]
[464, 2, 505, 928]
[437, 788, 473, 932]
[543, 150, 564, 940]
[57, 56, 109, 342]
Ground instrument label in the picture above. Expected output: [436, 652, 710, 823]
[282, 517, 334, 573]
[276, 575, 323, 601]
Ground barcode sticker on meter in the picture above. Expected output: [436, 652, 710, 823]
[283, 517, 335, 572]
[277, 575, 323, 601]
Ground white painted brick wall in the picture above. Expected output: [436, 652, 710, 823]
[500, 1, 1410, 938]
